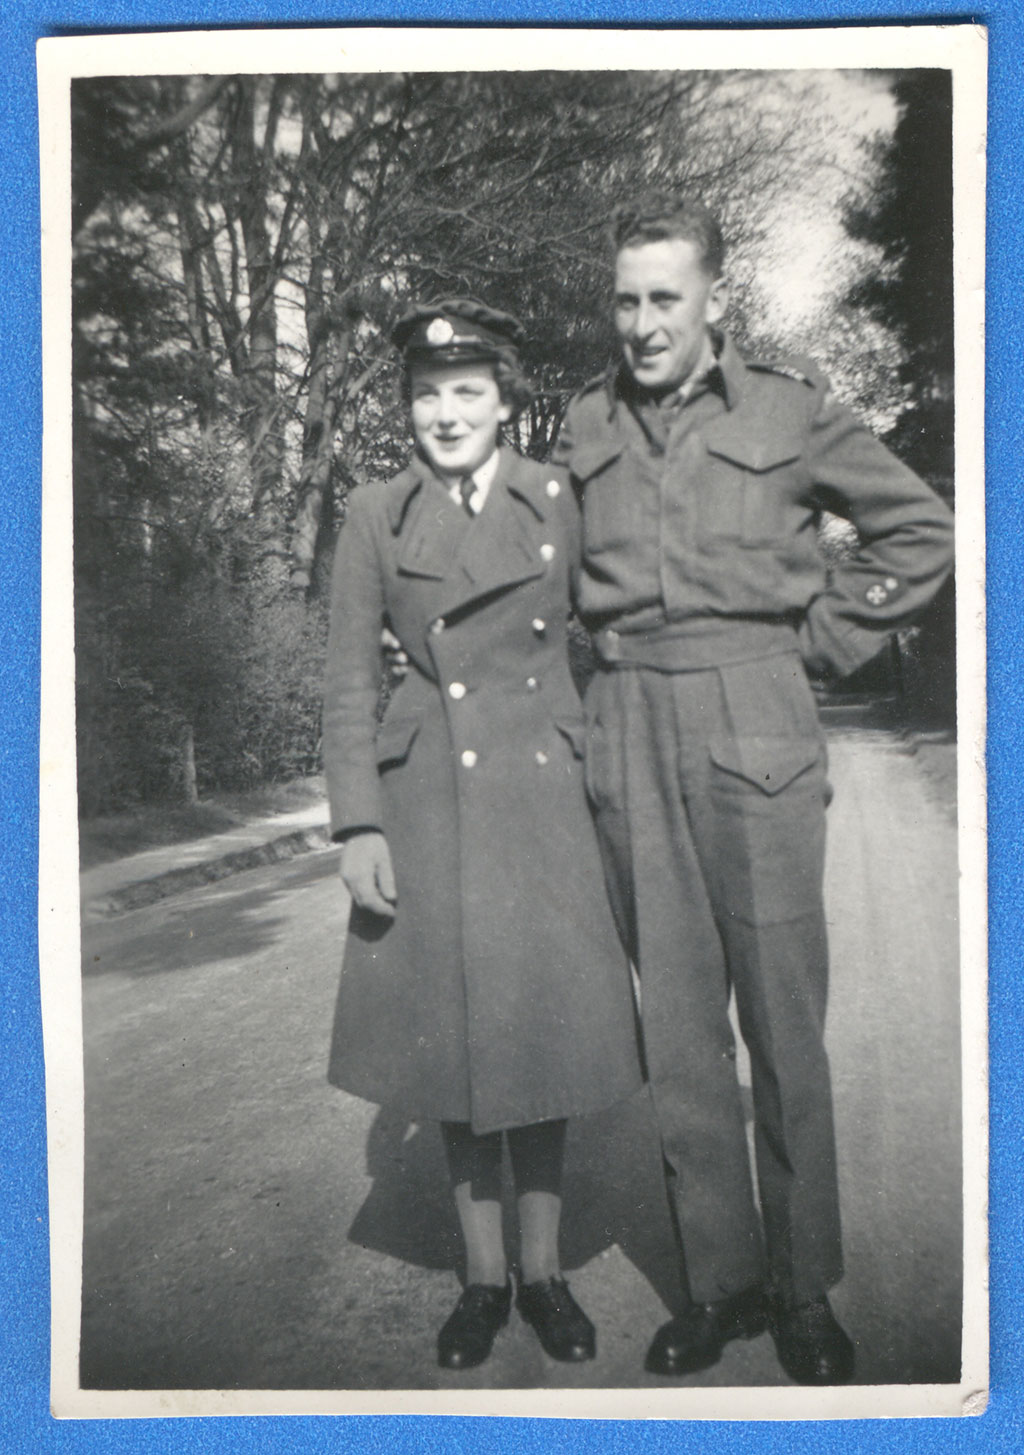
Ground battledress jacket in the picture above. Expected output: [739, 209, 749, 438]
[552, 333, 956, 679]
[322, 448, 642, 1135]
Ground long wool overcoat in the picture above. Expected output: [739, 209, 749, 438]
[322, 448, 642, 1135]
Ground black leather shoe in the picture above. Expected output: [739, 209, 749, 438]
[437, 1280, 512, 1369]
[645, 1286, 768, 1376]
[517, 1276, 596, 1362]
[769, 1295, 854, 1385]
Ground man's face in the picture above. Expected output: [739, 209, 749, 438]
[613, 237, 728, 394]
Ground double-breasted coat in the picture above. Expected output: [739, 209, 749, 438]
[322, 448, 642, 1135]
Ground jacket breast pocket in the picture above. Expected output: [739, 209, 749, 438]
[701, 437, 802, 546]
[374, 714, 421, 772]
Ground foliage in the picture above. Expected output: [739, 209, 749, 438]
[840, 70, 956, 727]
[71, 69, 945, 810]
[842, 70, 954, 501]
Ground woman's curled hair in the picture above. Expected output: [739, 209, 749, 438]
[401, 347, 534, 421]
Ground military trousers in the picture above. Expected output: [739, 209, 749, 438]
[584, 651, 843, 1305]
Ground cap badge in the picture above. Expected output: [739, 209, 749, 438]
[426, 317, 455, 344]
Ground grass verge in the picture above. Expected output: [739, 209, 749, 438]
[79, 776, 327, 870]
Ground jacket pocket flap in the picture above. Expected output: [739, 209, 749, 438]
[571, 438, 624, 482]
[374, 714, 422, 766]
[704, 432, 802, 473]
[554, 717, 587, 758]
[709, 736, 820, 795]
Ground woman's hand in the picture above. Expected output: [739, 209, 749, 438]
[339, 831, 397, 918]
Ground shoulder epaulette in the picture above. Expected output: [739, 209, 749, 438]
[748, 360, 817, 387]
[563, 368, 620, 421]
[576, 370, 613, 399]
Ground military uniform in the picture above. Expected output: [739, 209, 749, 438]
[553, 331, 954, 1304]
[322, 447, 642, 1136]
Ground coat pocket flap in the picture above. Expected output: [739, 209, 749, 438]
[374, 714, 422, 766]
[554, 717, 587, 758]
[571, 438, 624, 482]
[704, 430, 802, 474]
[709, 736, 820, 795]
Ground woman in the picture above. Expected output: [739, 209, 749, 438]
[322, 298, 641, 1371]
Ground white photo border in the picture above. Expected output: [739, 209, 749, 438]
[38, 23, 988, 1421]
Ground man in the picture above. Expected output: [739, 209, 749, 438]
[551, 194, 955, 1385]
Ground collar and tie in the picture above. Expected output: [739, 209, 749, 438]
[664, 333, 723, 410]
[447, 449, 500, 517]
[458, 474, 477, 516]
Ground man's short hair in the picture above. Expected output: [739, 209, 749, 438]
[611, 194, 726, 277]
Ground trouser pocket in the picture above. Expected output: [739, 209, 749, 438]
[706, 733, 827, 926]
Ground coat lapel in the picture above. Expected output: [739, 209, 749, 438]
[440, 451, 548, 616]
[394, 462, 466, 581]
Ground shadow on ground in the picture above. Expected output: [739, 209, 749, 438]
[79, 726, 964, 1392]
[345, 1092, 687, 1312]
[84, 851, 335, 979]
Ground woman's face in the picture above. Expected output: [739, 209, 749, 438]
[409, 361, 511, 480]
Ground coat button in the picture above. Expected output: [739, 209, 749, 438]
[532, 618, 546, 635]
[429, 617, 445, 635]
[448, 682, 467, 700]
[461, 749, 478, 768]
[526, 676, 539, 691]
[546, 479, 561, 498]
[885, 576, 898, 590]
[535, 750, 549, 766]
[540, 543, 556, 562]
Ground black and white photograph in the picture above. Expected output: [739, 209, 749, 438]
[37, 25, 987, 1419]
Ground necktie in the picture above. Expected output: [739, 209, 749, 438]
[459, 475, 477, 516]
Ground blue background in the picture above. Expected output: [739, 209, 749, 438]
[2, 1, 1019, 1449]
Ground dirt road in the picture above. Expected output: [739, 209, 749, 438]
[79, 726, 961, 1392]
